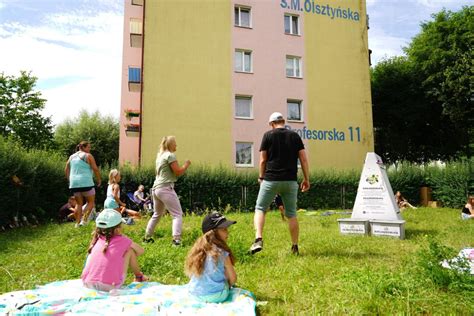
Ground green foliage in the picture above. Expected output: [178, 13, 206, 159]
[0, 136, 68, 225]
[0, 71, 54, 149]
[387, 163, 426, 204]
[406, 6, 474, 191]
[371, 57, 458, 163]
[425, 162, 470, 207]
[406, 6, 473, 138]
[0, 209, 472, 314]
[371, 6, 473, 163]
[0, 140, 471, 225]
[109, 162, 469, 211]
[417, 238, 473, 291]
[54, 110, 119, 166]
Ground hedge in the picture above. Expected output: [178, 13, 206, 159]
[0, 137, 69, 225]
[0, 136, 471, 225]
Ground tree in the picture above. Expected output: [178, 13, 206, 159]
[371, 6, 473, 165]
[371, 57, 460, 163]
[405, 7, 473, 155]
[406, 6, 473, 192]
[406, 6, 473, 129]
[0, 71, 54, 149]
[54, 110, 119, 166]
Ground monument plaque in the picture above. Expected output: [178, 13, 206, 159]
[338, 153, 406, 239]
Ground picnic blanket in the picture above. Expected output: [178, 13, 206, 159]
[0, 280, 256, 315]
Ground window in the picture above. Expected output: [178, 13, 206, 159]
[286, 56, 302, 78]
[130, 19, 142, 34]
[235, 95, 252, 118]
[128, 67, 141, 92]
[235, 6, 251, 28]
[287, 100, 302, 121]
[236, 142, 253, 166]
[131, 0, 143, 5]
[235, 50, 252, 73]
[284, 14, 299, 35]
[128, 67, 141, 83]
[130, 18, 142, 48]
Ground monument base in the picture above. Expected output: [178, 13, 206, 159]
[369, 220, 405, 239]
[337, 218, 369, 235]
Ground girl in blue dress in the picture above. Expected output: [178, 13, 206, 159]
[185, 212, 237, 303]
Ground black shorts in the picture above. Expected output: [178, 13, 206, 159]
[70, 186, 95, 194]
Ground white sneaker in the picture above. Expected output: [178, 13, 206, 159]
[79, 220, 85, 226]
[74, 223, 80, 228]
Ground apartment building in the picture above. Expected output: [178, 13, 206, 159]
[119, 0, 374, 170]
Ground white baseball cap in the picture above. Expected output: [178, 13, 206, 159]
[268, 112, 284, 123]
[96, 209, 125, 229]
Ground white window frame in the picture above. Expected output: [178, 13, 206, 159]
[287, 99, 303, 122]
[284, 14, 299, 35]
[234, 95, 253, 119]
[286, 55, 302, 78]
[235, 5, 252, 28]
[235, 142, 254, 167]
[235, 49, 252, 73]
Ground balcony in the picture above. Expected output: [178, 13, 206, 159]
[124, 109, 140, 120]
[125, 123, 140, 137]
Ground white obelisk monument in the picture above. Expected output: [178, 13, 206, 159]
[338, 153, 405, 239]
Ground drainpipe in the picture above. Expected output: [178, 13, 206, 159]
[138, 0, 146, 166]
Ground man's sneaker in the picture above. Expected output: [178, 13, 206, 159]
[250, 239, 263, 254]
[291, 244, 299, 255]
[172, 239, 181, 247]
[143, 237, 155, 243]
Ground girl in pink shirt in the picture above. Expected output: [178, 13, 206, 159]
[81, 209, 149, 291]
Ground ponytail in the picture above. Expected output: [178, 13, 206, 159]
[87, 224, 120, 255]
[102, 229, 114, 254]
[77, 141, 90, 152]
[87, 231, 99, 254]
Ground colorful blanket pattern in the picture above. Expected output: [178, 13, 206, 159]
[0, 280, 256, 315]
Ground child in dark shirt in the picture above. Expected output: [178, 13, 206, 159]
[59, 196, 76, 222]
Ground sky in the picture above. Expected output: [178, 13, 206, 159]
[0, 0, 471, 126]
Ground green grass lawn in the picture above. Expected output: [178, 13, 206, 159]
[0, 208, 473, 315]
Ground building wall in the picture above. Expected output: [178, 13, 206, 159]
[140, 0, 232, 166]
[231, 0, 373, 170]
[232, 0, 308, 168]
[120, 0, 373, 170]
[119, 1, 142, 165]
[303, 0, 374, 169]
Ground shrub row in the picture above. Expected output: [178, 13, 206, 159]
[0, 135, 471, 224]
[118, 162, 470, 212]
[0, 137, 69, 225]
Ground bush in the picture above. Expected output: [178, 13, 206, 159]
[0, 136, 69, 225]
[425, 162, 470, 208]
[1, 136, 471, 224]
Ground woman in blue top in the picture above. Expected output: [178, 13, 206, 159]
[185, 212, 237, 303]
[65, 141, 101, 228]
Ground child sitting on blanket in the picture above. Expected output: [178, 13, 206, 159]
[185, 212, 237, 303]
[104, 169, 141, 219]
[81, 209, 149, 291]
